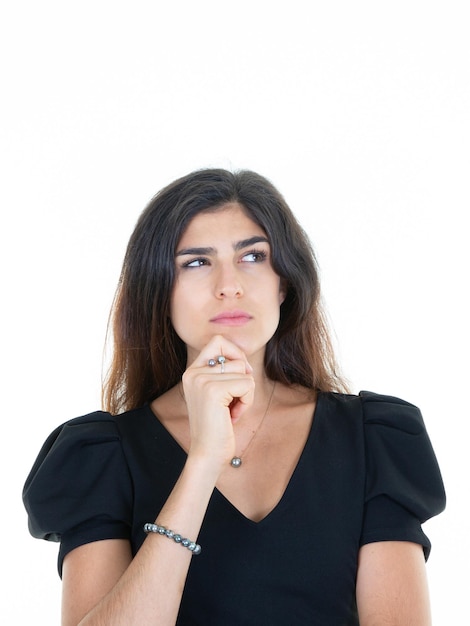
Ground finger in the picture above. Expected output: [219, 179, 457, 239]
[182, 370, 254, 404]
[190, 335, 253, 373]
[208, 357, 248, 375]
[216, 376, 256, 414]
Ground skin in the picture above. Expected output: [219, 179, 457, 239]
[61, 204, 433, 625]
[171, 202, 285, 371]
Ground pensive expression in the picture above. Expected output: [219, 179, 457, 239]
[171, 202, 285, 366]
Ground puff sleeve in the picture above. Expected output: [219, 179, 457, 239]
[23, 412, 133, 576]
[360, 391, 446, 560]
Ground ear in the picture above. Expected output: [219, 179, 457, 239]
[279, 279, 288, 305]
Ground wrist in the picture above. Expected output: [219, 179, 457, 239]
[184, 449, 226, 483]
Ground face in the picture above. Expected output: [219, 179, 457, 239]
[171, 203, 285, 366]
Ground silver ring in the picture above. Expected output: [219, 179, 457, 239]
[217, 355, 226, 373]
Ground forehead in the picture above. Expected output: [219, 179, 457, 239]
[179, 202, 266, 242]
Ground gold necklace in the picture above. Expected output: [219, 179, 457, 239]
[230, 382, 276, 468]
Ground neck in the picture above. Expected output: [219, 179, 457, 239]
[229, 380, 276, 468]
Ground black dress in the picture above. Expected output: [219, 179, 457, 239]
[23, 391, 446, 625]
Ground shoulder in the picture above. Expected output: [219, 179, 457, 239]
[39, 405, 153, 449]
[23, 408, 148, 542]
[24, 405, 153, 488]
[23, 411, 120, 492]
[355, 391, 446, 559]
[357, 390, 442, 499]
[35, 410, 121, 449]
[319, 389, 426, 430]
[358, 390, 426, 431]
[347, 390, 445, 518]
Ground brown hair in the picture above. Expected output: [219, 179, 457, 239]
[103, 168, 348, 414]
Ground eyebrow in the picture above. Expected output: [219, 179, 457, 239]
[176, 236, 269, 257]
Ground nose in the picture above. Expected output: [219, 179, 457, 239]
[215, 265, 243, 299]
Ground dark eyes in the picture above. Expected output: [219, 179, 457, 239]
[241, 250, 267, 263]
[183, 258, 209, 268]
[182, 249, 268, 268]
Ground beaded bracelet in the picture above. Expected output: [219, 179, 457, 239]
[143, 523, 201, 555]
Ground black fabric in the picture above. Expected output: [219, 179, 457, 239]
[23, 391, 446, 625]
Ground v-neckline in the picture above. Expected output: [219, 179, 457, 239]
[145, 395, 323, 525]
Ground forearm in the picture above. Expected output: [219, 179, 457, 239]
[76, 456, 219, 626]
[71, 338, 254, 626]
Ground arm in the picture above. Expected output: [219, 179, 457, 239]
[62, 455, 221, 626]
[356, 541, 432, 626]
[61, 336, 254, 626]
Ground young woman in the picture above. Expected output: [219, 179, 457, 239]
[24, 169, 445, 625]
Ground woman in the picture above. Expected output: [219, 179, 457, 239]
[24, 169, 445, 625]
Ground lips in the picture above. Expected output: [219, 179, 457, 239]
[210, 310, 253, 326]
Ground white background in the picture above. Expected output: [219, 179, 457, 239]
[1, 1, 468, 623]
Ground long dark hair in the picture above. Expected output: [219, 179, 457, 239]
[103, 168, 348, 414]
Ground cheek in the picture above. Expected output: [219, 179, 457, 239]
[169, 281, 203, 340]
[169, 304, 188, 344]
[169, 285, 184, 328]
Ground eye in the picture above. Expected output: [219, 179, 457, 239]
[182, 258, 210, 268]
[241, 250, 268, 263]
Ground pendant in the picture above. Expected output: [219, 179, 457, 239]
[230, 456, 242, 468]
